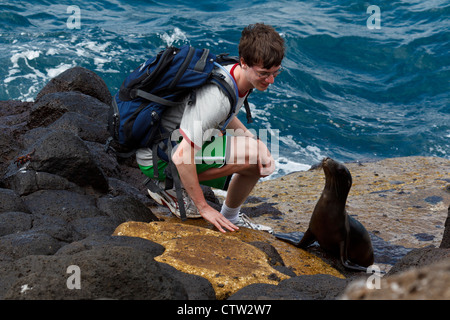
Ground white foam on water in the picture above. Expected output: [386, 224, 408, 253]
[6, 49, 44, 84]
[159, 27, 188, 47]
[4, 48, 47, 101]
[10, 49, 41, 67]
[2, 34, 130, 101]
[275, 156, 311, 173]
[76, 40, 112, 55]
[46, 63, 74, 78]
[46, 48, 58, 56]
[265, 156, 311, 181]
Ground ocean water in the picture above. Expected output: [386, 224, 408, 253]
[1, 0, 449, 178]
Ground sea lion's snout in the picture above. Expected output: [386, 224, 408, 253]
[321, 157, 336, 170]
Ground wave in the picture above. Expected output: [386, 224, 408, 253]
[0, 11, 33, 29]
[0, 0, 448, 164]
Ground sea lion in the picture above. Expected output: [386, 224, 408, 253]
[275, 157, 374, 271]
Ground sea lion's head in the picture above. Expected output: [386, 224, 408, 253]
[321, 157, 352, 195]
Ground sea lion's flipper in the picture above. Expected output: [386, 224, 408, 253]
[339, 240, 368, 272]
[297, 229, 316, 248]
[342, 260, 369, 272]
[273, 231, 303, 246]
[274, 229, 316, 248]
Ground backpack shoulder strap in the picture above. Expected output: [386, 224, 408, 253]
[211, 61, 254, 129]
[132, 89, 184, 108]
[215, 53, 239, 66]
[210, 62, 240, 133]
[243, 89, 253, 124]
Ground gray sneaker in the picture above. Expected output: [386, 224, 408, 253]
[147, 183, 201, 219]
[234, 213, 273, 234]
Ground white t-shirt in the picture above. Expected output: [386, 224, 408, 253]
[136, 63, 249, 167]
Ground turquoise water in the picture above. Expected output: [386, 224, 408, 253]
[1, 0, 449, 177]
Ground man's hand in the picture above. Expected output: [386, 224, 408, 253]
[200, 205, 239, 233]
[257, 139, 275, 177]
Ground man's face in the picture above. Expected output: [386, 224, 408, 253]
[247, 64, 282, 91]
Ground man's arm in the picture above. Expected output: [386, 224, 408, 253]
[171, 138, 239, 233]
[226, 117, 256, 138]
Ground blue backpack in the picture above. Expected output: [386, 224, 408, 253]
[107, 45, 252, 158]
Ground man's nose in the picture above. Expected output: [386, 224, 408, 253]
[265, 74, 275, 84]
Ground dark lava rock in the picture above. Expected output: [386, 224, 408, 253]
[23, 189, 104, 221]
[440, 205, 450, 249]
[0, 67, 206, 301]
[0, 230, 65, 260]
[48, 111, 110, 144]
[229, 274, 349, 300]
[0, 212, 32, 237]
[35, 66, 112, 105]
[96, 194, 159, 223]
[23, 130, 108, 192]
[387, 246, 450, 276]
[29, 91, 109, 129]
[0, 188, 30, 213]
[2, 246, 187, 300]
[3, 170, 83, 196]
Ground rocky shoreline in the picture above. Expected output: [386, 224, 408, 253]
[1, 67, 449, 300]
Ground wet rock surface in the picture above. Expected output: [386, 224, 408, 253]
[1, 67, 449, 300]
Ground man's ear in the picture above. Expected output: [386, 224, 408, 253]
[240, 57, 248, 69]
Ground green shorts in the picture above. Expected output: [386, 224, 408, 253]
[139, 136, 232, 190]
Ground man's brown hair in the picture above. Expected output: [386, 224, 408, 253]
[239, 23, 285, 69]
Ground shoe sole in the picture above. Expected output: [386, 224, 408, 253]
[147, 189, 201, 219]
[147, 188, 180, 217]
[235, 215, 274, 234]
[236, 224, 274, 234]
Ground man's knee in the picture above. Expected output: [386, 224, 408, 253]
[227, 136, 259, 165]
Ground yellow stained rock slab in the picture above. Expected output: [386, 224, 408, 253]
[218, 226, 344, 277]
[113, 220, 343, 299]
[157, 215, 344, 278]
[113, 221, 286, 299]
